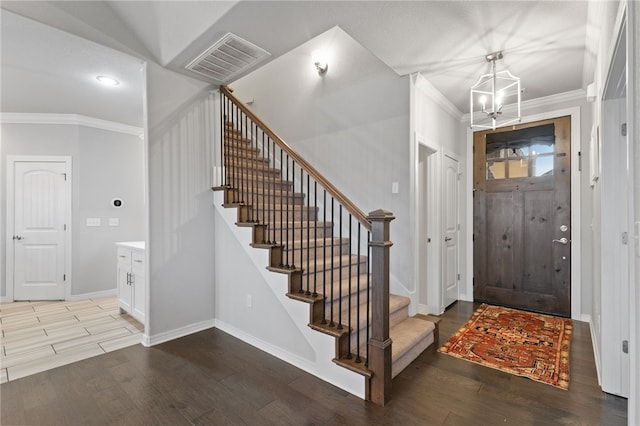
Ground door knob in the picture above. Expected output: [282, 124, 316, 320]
[553, 237, 569, 245]
[444, 237, 452, 242]
[13, 235, 23, 240]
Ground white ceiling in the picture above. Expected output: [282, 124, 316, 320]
[1, 9, 145, 127]
[1, 1, 600, 123]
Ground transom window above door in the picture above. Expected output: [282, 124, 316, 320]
[486, 123, 555, 180]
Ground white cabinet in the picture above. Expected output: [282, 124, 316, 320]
[116, 242, 145, 324]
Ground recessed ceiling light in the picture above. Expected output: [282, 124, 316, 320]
[96, 75, 120, 86]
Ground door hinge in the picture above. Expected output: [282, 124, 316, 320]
[457, 273, 461, 280]
[63, 274, 66, 281]
[622, 340, 628, 354]
[622, 232, 629, 245]
[621, 123, 627, 137]
[64, 224, 67, 231]
[578, 151, 582, 172]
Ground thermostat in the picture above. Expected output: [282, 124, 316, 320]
[111, 198, 123, 208]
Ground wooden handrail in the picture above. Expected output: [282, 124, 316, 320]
[221, 85, 371, 231]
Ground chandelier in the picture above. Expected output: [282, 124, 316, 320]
[470, 51, 521, 130]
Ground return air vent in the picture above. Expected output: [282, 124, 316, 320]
[185, 33, 270, 82]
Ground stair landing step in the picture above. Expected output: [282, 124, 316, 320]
[390, 316, 436, 378]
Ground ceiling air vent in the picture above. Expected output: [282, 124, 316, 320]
[186, 33, 270, 82]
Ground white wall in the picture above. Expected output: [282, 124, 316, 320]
[410, 73, 466, 313]
[1, 122, 145, 298]
[629, 0, 640, 421]
[231, 26, 412, 296]
[586, 0, 627, 393]
[144, 61, 217, 344]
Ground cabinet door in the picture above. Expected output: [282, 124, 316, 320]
[117, 249, 132, 313]
[131, 251, 145, 323]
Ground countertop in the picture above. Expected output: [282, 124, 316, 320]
[115, 241, 145, 250]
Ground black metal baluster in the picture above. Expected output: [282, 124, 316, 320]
[306, 173, 311, 296]
[247, 116, 253, 221]
[300, 167, 305, 291]
[313, 181, 318, 298]
[346, 214, 352, 358]
[337, 205, 343, 330]
[285, 156, 290, 268]
[269, 138, 275, 244]
[329, 197, 335, 327]
[356, 223, 362, 363]
[240, 110, 244, 203]
[321, 190, 327, 325]
[365, 231, 371, 367]
[261, 132, 266, 240]
[220, 93, 224, 187]
[273, 140, 278, 244]
[251, 120, 256, 222]
[279, 149, 284, 265]
[292, 160, 296, 269]
[230, 102, 236, 201]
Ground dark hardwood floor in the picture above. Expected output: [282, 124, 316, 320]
[0, 301, 627, 425]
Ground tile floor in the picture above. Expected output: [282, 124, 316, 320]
[0, 297, 143, 383]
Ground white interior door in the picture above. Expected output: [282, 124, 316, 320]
[9, 159, 70, 300]
[442, 154, 459, 309]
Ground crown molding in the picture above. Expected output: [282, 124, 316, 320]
[0, 113, 143, 137]
[461, 89, 587, 124]
[413, 73, 463, 121]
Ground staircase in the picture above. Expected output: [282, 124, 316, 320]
[213, 86, 436, 405]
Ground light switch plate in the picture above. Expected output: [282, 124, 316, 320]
[391, 182, 399, 194]
[86, 218, 101, 227]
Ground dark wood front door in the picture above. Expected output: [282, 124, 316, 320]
[473, 116, 571, 317]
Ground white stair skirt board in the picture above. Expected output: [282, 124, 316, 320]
[212, 190, 367, 399]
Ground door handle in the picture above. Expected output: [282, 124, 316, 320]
[444, 237, 452, 242]
[13, 235, 23, 240]
[553, 237, 569, 245]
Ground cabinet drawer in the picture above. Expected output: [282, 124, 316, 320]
[117, 248, 131, 264]
[131, 251, 144, 266]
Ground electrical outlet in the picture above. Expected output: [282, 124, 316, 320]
[86, 218, 101, 227]
[109, 218, 119, 227]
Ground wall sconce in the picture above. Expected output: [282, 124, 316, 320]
[312, 50, 328, 76]
[314, 61, 328, 75]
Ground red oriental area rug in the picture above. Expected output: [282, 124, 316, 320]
[438, 304, 572, 390]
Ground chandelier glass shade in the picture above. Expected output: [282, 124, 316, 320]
[470, 52, 521, 130]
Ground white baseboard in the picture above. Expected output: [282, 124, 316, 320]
[580, 313, 592, 324]
[142, 319, 216, 347]
[1, 296, 12, 303]
[214, 318, 317, 374]
[586, 315, 602, 385]
[418, 303, 443, 315]
[68, 289, 117, 301]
